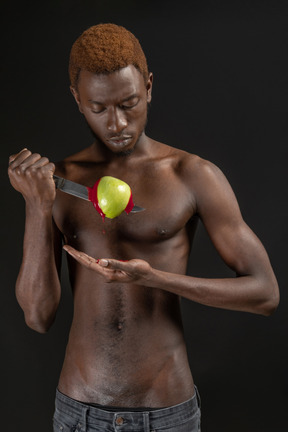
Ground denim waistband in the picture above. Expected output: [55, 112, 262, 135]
[55, 388, 200, 430]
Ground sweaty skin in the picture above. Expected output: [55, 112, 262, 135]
[8, 66, 279, 408]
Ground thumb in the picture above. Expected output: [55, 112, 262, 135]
[98, 259, 129, 270]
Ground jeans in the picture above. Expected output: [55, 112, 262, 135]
[53, 388, 201, 432]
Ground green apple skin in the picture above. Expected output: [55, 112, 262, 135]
[97, 176, 131, 219]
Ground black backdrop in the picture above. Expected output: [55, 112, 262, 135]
[1, 1, 287, 430]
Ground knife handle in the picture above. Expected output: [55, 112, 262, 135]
[53, 175, 65, 189]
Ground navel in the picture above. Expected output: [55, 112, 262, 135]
[157, 228, 168, 236]
[117, 321, 124, 331]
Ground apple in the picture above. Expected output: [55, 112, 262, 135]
[88, 176, 134, 220]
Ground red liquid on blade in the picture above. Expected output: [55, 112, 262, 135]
[87, 178, 135, 221]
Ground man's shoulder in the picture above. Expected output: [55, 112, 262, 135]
[163, 145, 217, 178]
[181, 154, 227, 193]
[148, 139, 221, 182]
[181, 154, 221, 178]
[149, 139, 199, 166]
[54, 146, 93, 178]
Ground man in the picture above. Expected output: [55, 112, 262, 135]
[8, 23, 279, 432]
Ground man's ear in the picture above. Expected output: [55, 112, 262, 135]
[70, 86, 83, 113]
[146, 72, 153, 103]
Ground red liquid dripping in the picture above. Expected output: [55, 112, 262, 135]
[87, 178, 135, 221]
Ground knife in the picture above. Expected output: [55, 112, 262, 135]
[53, 175, 145, 213]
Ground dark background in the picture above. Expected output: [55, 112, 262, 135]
[1, 0, 287, 430]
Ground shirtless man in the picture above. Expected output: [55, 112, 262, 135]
[8, 24, 279, 432]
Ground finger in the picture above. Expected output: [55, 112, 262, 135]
[13, 153, 42, 171]
[37, 162, 55, 176]
[31, 157, 52, 168]
[9, 149, 31, 167]
[21, 158, 55, 177]
[9, 148, 28, 163]
[63, 245, 100, 270]
[63, 245, 91, 260]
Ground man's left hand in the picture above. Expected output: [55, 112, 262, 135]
[63, 245, 153, 285]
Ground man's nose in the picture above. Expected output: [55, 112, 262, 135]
[107, 107, 128, 133]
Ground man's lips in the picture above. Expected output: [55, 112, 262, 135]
[107, 136, 133, 147]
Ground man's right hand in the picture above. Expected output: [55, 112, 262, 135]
[8, 148, 56, 209]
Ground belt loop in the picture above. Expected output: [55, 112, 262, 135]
[143, 412, 150, 432]
[194, 385, 201, 409]
[81, 406, 89, 431]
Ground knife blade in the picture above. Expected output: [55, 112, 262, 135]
[53, 175, 89, 200]
[53, 175, 145, 213]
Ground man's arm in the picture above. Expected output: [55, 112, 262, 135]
[62, 158, 279, 316]
[8, 149, 62, 333]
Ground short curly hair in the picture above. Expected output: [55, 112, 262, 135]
[69, 23, 149, 88]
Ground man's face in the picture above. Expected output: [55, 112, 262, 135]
[71, 66, 153, 155]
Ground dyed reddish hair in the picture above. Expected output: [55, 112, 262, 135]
[69, 23, 149, 87]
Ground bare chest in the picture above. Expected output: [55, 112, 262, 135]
[54, 168, 194, 249]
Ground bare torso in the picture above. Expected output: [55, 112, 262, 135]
[53, 138, 198, 407]
[8, 63, 279, 413]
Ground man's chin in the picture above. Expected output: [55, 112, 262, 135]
[114, 147, 135, 157]
[103, 140, 136, 156]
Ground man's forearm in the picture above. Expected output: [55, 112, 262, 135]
[149, 267, 279, 316]
[16, 206, 61, 333]
[62, 245, 279, 317]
